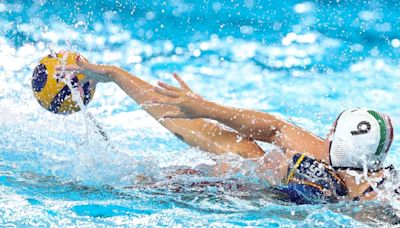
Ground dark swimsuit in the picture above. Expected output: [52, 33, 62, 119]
[134, 156, 392, 205]
[277, 153, 348, 204]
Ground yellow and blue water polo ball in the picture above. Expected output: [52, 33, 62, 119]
[31, 51, 96, 115]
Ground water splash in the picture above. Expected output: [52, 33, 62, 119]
[2, 0, 400, 225]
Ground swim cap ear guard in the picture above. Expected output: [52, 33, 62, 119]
[329, 108, 394, 171]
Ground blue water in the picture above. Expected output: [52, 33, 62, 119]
[1, 0, 400, 226]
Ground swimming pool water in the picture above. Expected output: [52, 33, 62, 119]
[1, 0, 400, 226]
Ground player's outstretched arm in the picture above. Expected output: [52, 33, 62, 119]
[152, 74, 327, 161]
[56, 56, 266, 159]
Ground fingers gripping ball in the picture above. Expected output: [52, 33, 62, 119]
[31, 51, 96, 115]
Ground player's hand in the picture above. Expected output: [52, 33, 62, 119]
[55, 55, 113, 83]
[151, 73, 209, 119]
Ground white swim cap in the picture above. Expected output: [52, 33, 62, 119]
[329, 108, 393, 171]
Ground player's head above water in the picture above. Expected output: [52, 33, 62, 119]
[329, 108, 394, 171]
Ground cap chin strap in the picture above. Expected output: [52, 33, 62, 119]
[330, 145, 383, 172]
[332, 163, 393, 173]
[332, 166, 381, 172]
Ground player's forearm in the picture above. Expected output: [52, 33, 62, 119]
[204, 101, 326, 157]
[107, 66, 154, 104]
[202, 100, 283, 141]
[106, 66, 279, 142]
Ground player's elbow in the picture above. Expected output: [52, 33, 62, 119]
[245, 126, 279, 143]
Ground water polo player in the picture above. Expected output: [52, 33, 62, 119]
[57, 55, 397, 205]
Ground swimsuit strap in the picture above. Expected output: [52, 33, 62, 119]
[280, 153, 348, 204]
[285, 153, 306, 185]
